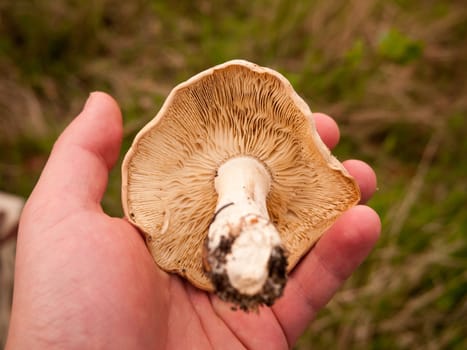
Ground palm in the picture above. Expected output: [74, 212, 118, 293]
[76, 213, 288, 349]
[7, 93, 380, 349]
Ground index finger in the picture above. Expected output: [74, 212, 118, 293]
[313, 113, 340, 149]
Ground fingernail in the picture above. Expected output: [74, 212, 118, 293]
[83, 92, 98, 111]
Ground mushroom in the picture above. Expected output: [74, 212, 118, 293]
[121, 60, 360, 311]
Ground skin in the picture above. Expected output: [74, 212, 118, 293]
[6, 92, 380, 349]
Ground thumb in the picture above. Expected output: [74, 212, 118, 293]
[26, 92, 123, 215]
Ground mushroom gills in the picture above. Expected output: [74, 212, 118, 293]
[204, 156, 288, 310]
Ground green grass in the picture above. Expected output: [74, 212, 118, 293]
[1, 0, 466, 348]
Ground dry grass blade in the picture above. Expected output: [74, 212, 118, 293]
[0, 192, 24, 347]
[387, 128, 443, 238]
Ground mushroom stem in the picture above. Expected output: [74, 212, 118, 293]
[205, 156, 287, 308]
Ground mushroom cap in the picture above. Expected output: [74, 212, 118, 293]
[121, 60, 360, 291]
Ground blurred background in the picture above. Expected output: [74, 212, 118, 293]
[0, 0, 466, 348]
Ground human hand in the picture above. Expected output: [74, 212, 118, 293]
[6, 92, 380, 349]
